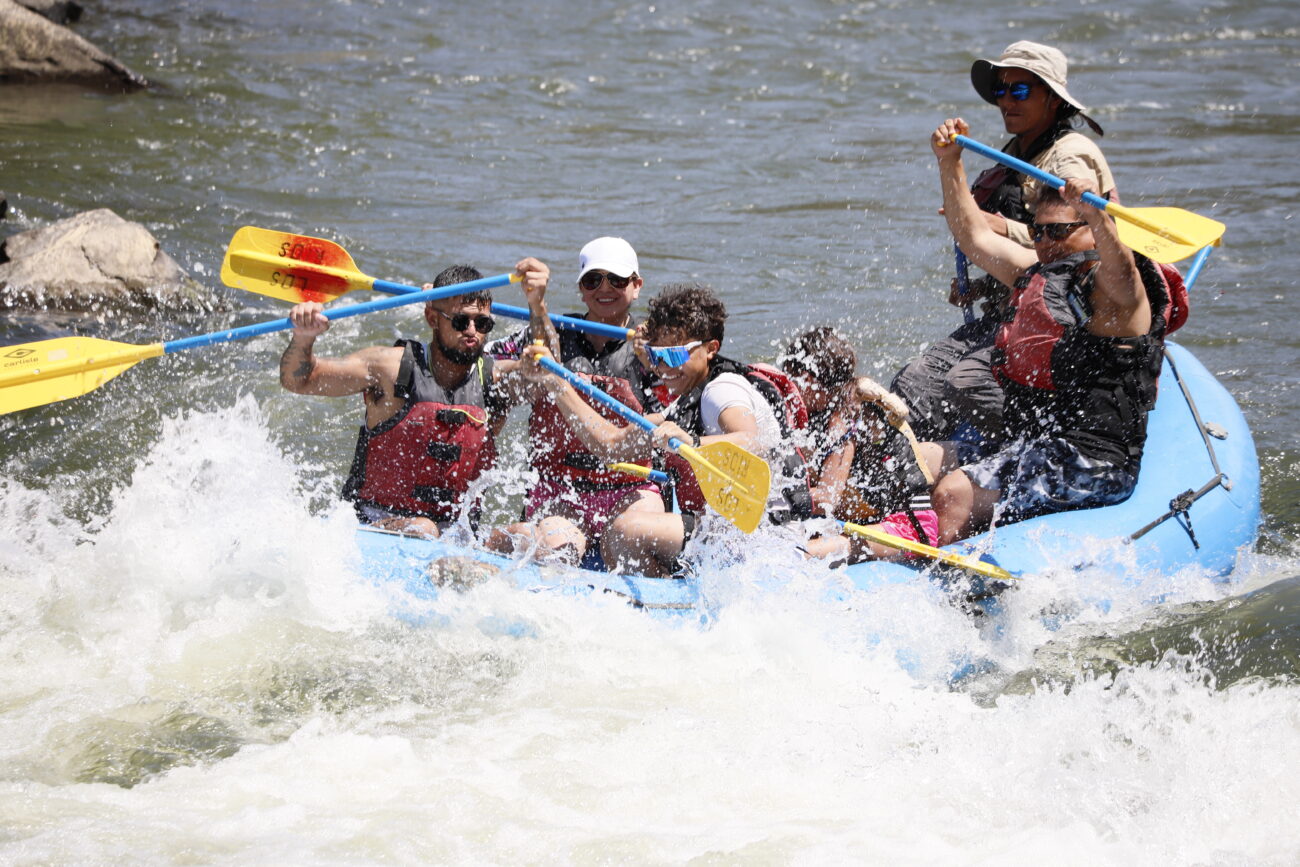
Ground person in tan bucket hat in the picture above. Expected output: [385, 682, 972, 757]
[967, 40, 1112, 243]
[971, 41, 1101, 130]
[889, 40, 1116, 459]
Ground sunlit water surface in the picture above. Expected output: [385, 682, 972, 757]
[1, 0, 1297, 862]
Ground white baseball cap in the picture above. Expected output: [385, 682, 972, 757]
[577, 237, 639, 280]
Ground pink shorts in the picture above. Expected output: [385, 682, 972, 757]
[524, 478, 660, 541]
[874, 509, 940, 558]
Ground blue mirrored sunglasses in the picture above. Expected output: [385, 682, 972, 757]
[992, 82, 1034, 101]
[648, 341, 702, 368]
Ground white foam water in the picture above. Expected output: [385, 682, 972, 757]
[1, 402, 1297, 863]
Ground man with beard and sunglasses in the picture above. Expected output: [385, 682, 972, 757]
[923, 116, 1184, 545]
[483, 237, 668, 566]
[280, 261, 547, 538]
[891, 41, 1115, 458]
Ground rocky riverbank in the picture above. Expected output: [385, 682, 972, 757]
[0, 3, 211, 311]
[0, 0, 145, 89]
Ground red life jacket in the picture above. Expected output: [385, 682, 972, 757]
[343, 341, 498, 522]
[661, 357, 813, 522]
[992, 251, 1175, 464]
[529, 373, 651, 489]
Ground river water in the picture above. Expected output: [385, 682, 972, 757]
[1, 0, 1297, 862]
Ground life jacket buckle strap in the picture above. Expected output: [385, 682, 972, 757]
[426, 442, 462, 462]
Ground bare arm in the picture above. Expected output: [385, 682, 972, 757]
[518, 344, 655, 462]
[810, 409, 854, 517]
[932, 118, 1037, 288]
[515, 256, 562, 360]
[1063, 178, 1150, 338]
[705, 406, 763, 453]
[279, 302, 398, 397]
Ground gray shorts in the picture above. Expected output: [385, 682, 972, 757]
[962, 437, 1137, 523]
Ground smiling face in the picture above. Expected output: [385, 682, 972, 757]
[646, 327, 717, 397]
[579, 271, 643, 323]
[995, 68, 1062, 142]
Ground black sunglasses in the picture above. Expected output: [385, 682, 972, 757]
[992, 81, 1035, 101]
[436, 309, 495, 333]
[1030, 220, 1088, 241]
[579, 270, 635, 292]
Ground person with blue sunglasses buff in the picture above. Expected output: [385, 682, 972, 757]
[891, 41, 1116, 461]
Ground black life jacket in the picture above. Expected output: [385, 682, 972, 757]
[342, 340, 498, 522]
[991, 251, 1174, 465]
[809, 403, 933, 526]
[659, 356, 814, 524]
[969, 123, 1078, 223]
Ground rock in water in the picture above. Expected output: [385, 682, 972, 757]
[0, 0, 146, 89]
[0, 209, 204, 311]
[15, 0, 82, 25]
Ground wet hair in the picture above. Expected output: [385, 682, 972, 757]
[777, 327, 857, 390]
[645, 283, 727, 344]
[429, 264, 490, 306]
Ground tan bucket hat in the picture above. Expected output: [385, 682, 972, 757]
[971, 41, 1103, 134]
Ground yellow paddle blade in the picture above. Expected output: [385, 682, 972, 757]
[1109, 205, 1225, 264]
[221, 226, 374, 303]
[842, 521, 1015, 582]
[0, 337, 162, 414]
[678, 441, 771, 534]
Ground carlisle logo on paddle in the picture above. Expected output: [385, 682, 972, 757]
[3, 348, 40, 368]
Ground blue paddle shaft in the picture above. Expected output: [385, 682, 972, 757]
[162, 273, 515, 355]
[953, 134, 1110, 212]
[338, 276, 634, 342]
[490, 303, 633, 341]
[537, 355, 657, 434]
[537, 356, 690, 452]
[954, 244, 975, 324]
[1183, 245, 1213, 291]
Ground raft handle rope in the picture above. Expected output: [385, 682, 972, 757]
[1126, 347, 1231, 549]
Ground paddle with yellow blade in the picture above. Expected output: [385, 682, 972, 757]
[0, 269, 518, 415]
[532, 352, 770, 533]
[839, 521, 1015, 582]
[951, 133, 1225, 264]
[221, 226, 680, 348]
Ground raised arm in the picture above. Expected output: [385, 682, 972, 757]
[1063, 178, 1150, 338]
[515, 256, 562, 360]
[932, 118, 1038, 288]
[279, 302, 398, 397]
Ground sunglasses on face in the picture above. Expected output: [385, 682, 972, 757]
[436, 309, 495, 333]
[993, 81, 1035, 101]
[1030, 220, 1088, 242]
[579, 270, 635, 292]
[647, 340, 702, 368]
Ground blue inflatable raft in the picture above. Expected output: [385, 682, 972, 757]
[354, 342, 1259, 622]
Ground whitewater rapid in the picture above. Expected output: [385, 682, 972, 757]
[2, 401, 1297, 863]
